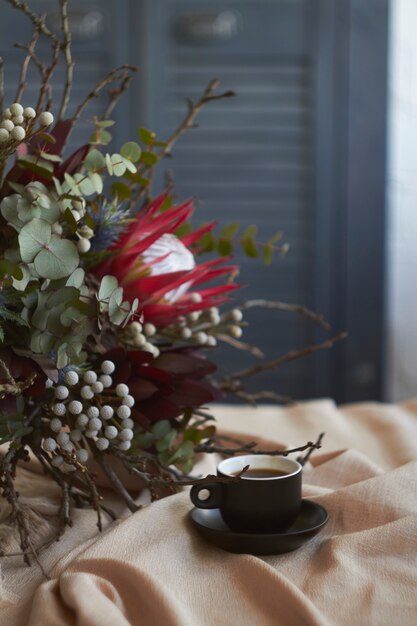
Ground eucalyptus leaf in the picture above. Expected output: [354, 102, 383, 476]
[84, 148, 105, 171]
[120, 141, 141, 163]
[66, 268, 85, 288]
[34, 236, 79, 279]
[98, 275, 118, 300]
[19, 218, 51, 263]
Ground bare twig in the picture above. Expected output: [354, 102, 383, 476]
[297, 432, 325, 466]
[103, 73, 134, 120]
[6, 0, 59, 44]
[35, 40, 60, 115]
[231, 390, 292, 406]
[240, 299, 332, 332]
[221, 330, 347, 389]
[14, 29, 39, 103]
[57, 0, 74, 120]
[217, 333, 264, 358]
[71, 65, 137, 124]
[195, 439, 322, 458]
[95, 454, 140, 513]
[160, 79, 235, 157]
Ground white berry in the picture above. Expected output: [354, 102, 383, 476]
[39, 111, 54, 126]
[118, 440, 131, 451]
[23, 106, 36, 119]
[57, 432, 70, 446]
[70, 429, 83, 442]
[53, 403, 66, 416]
[115, 383, 129, 398]
[76, 448, 89, 463]
[117, 405, 131, 419]
[121, 418, 134, 429]
[190, 292, 202, 303]
[50, 418, 62, 432]
[95, 437, 109, 451]
[64, 370, 79, 386]
[195, 332, 208, 345]
[104, 425, 118, 439]
[91, 381, 104, 394]
[1, 119, 14, 131]
[54, 385, 69, 400]
[85, 429, 98, 438]
[0, 128, 10, 143]
[99, 374, 112, 388]
[10, 126, 26, 141]
[230, 326, 242, 338]
[100, 405, 114, 420]
[122, 395, 135, 408]
[12, 115, 24, 125]
[68, 400, 83, 415]
[87, 406, 99, 419]
[119, 428, 133, 441]
[101, 360, 115, 375]
[83, 370, 97, 384]
[51, 455, 64, 467]
[61, 442, 74, 453]
[10, 103, 23, 116]
[144, 323, 156, 337]
[80, 385, 94, 400]
[181, 327, 192, 340]
[89, 417, 102, 431]
[76, 414, 89, 428]
[42, 437, 57, 452]
[77, 238, 91, 253]
[207, 336, 217, 347]
[45, 378, 54, 389]
[2, 108, 11, 119]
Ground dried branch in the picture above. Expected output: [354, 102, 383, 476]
[221, 330, 347, 389]
[35, 40, 60, 115]
[231, 390, 292, 406]
[71, 65, 137, 124]
[240, 299, 332, 332]
[57, 0, 74, 120]
[103, 73, 134, 120]
[160, 79, 236, 157]
[95, 454, 140, 513]
[5, 0, 59, 44]
[217, 333, 264, 358]
[14, 29, 39, 103]
[194, 438, 322, 458]
[297, 432, 325, 466]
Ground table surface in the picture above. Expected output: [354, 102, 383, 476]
[1, 397, 417, 626]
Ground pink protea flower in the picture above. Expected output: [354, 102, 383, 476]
[93, 194, 240, 327]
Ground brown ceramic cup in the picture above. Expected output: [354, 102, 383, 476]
[190, 455, 302, 533]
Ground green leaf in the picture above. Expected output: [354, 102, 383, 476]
[39, 151, 62, 163]
[34, 237, 79, 279]
[84, 149, 105, 171]
[151, 420, 171, 438]
[78, 176, 96, 196]
[96, 120, 115, 128]
[89, 129, 112, 145]
[218, 238, 233, 256]
[66, 268, 85, 288]
[38, 132, 56, 144]
[108, 287, 123, 317]
[0, 260, 23, 280]
[18, 218, 51, 263]
[241, 225, 258, 240]
[89, 172, 103, 194]
[140, 151, 158, 166]
[111, 182, 132, 200]
[120, 141, 141, 163]
[199, 231, 215, 253]
[110, 154, 126, 177]
[138, 127, 156, 145]
[17, 156, 53, 179]
[156, 430, 176, 452]
[220, 223, 239, 239]
[98, 275, 118, 300]
[46, 286, 80, 308]
[242, 238, 258, 258]
[268, 230, 283, 245]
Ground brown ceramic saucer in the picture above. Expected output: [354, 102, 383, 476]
[188, 499, 328, 556]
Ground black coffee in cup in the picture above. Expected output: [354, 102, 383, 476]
[190, 455, 302, 533]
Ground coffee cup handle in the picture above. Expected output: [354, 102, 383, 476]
[190, 482, 222, 509]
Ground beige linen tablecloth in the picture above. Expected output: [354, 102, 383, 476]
[1, 397, 417, 625]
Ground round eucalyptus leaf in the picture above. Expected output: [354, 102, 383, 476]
[98, 275, 118, 300]
[120, 141, 141, 163]
[66, 268, 85, 288]
[34, 236, 79, 279]
[19, 218, 51, 263]
[110, 154, 126, 177]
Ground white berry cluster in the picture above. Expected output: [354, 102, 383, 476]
[42, 360, 136, 472]
[152, 299, 244, 347]
[122, 321, 160, 357]
[0, 102, 54, 145]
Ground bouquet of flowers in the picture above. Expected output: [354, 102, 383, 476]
[0, 0, 344, 564]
